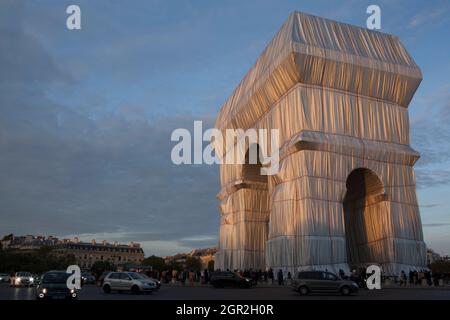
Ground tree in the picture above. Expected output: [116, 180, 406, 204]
[141, 255, 165, 271]
[0, 249, 77, 274]
[1, 234, 13, 241]
[429, 260, 450, 273]
[90, 261, 115, 279]
[207, 260, 215, 272]
[185, 256, 202, 272]
[167, 259, 182, 271]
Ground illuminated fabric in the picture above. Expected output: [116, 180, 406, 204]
[214, 12, 426, 275]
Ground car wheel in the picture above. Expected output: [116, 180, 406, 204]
[340, 286, 351, 296]
[103, 284, 111, 294]
[298, 286, 309, 296]
[131, 285, 140, 294]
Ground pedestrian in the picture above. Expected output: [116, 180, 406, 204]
[400, 270, 406, 286]
[189, 270, 194, 287]
[204, 269, 209, 284]
[268, 268, 274, 285]
[277, 269, 284, 286]
[172, 269, 177, 284]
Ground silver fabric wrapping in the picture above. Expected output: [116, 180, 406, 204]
[214, 12, 426, 276]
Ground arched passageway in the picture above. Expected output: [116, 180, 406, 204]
[242, 144, 266, 183]
[343, 168, 385, 270]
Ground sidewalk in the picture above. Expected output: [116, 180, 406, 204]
[160, 281, 450, 289]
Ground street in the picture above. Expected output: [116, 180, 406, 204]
[1, 283, 449, 300]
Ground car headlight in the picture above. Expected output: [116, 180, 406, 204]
[42, 288, 47, 294]
[30, 277, 34, 282]
[16, 277, 21, 283]
[70, 289, 75, 294]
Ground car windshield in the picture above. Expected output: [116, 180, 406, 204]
[42, 272, 69, 284]
[17, 272, 31, 277]
[129, 272, 146, 280]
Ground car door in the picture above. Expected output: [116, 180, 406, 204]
[119, 273, 133, 290]
[305, 272, 323, 292]
[108, 273, 121, 290]
[320, 272, 340, 292]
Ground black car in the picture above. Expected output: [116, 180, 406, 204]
[81, 273, 96, 285]
[291, 271, 359, 296]
[36, 271, 78, 300]
[210, 271, 253, 288]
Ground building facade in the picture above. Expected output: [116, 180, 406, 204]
[1, 234, 59, 251]
[54, 239, 145, 270]
[214, 12, 426, 275]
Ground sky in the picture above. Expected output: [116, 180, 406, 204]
[0, 0, 449, 257]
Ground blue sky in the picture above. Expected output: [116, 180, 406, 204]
[0, 0, 449, 256]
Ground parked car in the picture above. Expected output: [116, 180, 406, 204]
[81, 273, 96, 285]
[210, 271, 253, 288]
[36, 271, 77, 300]
[10, 272, 35, 287]
[291, 271, 359, 296]
[102, 272, 157, 294]
[0, 273, 10, 283]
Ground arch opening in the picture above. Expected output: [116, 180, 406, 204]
[242, 144, 267, 183]
[343, 168, 385, 271]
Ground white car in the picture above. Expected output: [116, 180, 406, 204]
[10, 272, 35, 287]
[102, 272, 157, 294]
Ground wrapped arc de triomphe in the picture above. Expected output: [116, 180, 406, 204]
[214, 12, 427, 276]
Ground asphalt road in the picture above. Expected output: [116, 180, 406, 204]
[0, 283, 449, 300]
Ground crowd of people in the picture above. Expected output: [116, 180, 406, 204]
[142, 267, 448, 287]
[398, 270, 443, 286]
[145, 269, 212, 286]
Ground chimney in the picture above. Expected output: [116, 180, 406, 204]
[91, 239, 96, 245]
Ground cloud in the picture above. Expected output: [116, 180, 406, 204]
[411, 84, 450, 188]
[420, 203, 441, 208]
[423, 223, 450, 228]
[409, 4, 450, 29]
[0, 1, 221, 256]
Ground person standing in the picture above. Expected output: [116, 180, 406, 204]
[400, 270, 407, 286]
[204, 269, 209, 284]
[268, 268, 274, 285]
[277, 269, 284, 286]
[189, 270, 194, 287]
[172, 269, 177, 284]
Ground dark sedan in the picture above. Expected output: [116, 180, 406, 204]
[36, 271, 78, 300]
[210, 271, 253, 288]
